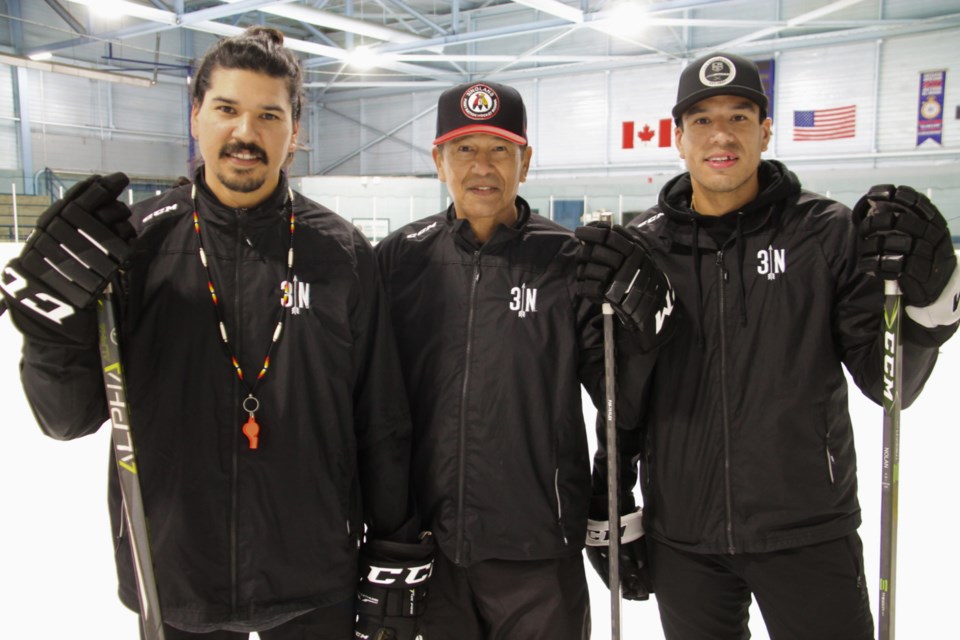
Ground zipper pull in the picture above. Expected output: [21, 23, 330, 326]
[716, 251, 729, 282]
[474, 251, 482, 283]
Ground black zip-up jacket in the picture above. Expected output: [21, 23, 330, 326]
[18, 170, 413, 631]
[606, 161, 954, 555]
[376, 198, 604, 567]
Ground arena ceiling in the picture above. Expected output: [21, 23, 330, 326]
[2, 0, 959, 100]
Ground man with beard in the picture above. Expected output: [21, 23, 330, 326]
[0, 26, 430, 640]
[576, 51, 959, 638]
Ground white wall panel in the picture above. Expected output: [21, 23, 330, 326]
[876, 28, 959, 153]
[112, 82, 187, 135]
[535, 72, 608, 167]
[314, 102, 365, 174]
[772, 42, 877, 158]
[360, 94, 424, 176]
[28, 70, 97, 127]
[0, 65, 17, 171]
[607, 62, 682, 167]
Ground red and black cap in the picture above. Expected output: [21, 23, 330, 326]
[672, 52, 768, 123]
[434, 81, 527, 146]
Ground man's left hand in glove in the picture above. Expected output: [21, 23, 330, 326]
[585, 500, 651, 601]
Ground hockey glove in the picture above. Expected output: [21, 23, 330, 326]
[1, 173, 135, 345]
[853, 184, 957, 308]
[585, 503, 651, 601]
[575, 222, 676, 351]
[355, 534, 435, 640]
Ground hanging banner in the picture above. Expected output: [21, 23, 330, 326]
[756, 58, 776, 121]
[917, 69, 945, 146]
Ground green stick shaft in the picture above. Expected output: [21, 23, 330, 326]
[98, 286, 165, 640]
[878, 280, 902, 640]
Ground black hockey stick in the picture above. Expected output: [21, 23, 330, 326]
[97, 285, 166, 640]
[603, 301, 622, 640]
[596, 211, 622, 640]
[877, 280, 902, 640]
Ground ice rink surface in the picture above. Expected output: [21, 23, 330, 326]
[0, 241, 957, 639]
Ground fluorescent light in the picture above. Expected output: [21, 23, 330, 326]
[65, 0, 175, 24]
[347, 46, 380, 71]
[595, 2, 649, 38]
[0, 52, 156, 87]
[511, 0, 583, 23]
[28, 52, 53, 61]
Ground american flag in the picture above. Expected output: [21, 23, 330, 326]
[793, 105, 856, 141]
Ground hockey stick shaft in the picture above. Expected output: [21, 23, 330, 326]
[603, 303, 622, 640]
[97, 285, 166, 640]
[878, 280, 902, 640]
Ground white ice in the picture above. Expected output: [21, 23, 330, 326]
[1, 241, 957, 639]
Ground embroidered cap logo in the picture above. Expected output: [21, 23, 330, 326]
[699, 56, 737, 88]
[461, 84, 500, 121]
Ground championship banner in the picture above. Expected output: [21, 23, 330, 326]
[917, 69, 945, 146]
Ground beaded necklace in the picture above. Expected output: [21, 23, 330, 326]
[191, 183, 295, 450]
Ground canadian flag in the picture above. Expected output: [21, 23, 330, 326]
[622, 119, 673, 149]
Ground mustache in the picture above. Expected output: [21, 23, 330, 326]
[220, 141, 268, 163]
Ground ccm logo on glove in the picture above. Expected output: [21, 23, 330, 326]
[1, 265, 75, 325]
[365, 562, 433, 586]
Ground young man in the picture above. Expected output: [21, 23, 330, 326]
[576, 52, 959, 638]
[375, 81, 622, 639]
[0, 27, 430, 639]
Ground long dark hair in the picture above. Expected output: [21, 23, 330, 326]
[191, 26, 304, 123]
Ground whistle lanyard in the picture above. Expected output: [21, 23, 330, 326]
[191, 184, 295, 449]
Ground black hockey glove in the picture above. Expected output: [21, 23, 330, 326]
[585, 499, 651, 601]
[355, 534, 435, 640]
[853, 184, 957, 308]
[575, 222, 676, 351]
[1, 173, 134, 344]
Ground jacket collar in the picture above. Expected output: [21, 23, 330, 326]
[446, 196, 531, 253]
[193, 165, 292, 234]
[656, 159, 800, 248]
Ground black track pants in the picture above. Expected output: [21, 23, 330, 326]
[138, 599, 355, 639]
[648, 534, 875, 640]
[421, 551, 590, 640]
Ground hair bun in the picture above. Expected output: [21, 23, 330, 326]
[244, 25, 285, 46]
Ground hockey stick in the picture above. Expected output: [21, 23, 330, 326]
[595, 211, 623, 640]
[97, 285, 166, 640]
[603, 301, 622, 640]
[877, 279, 902, 640]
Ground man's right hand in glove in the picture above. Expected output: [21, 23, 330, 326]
[355, 534, 434, 640]
[1, 173, 134, 344]
[575, 221, 676, 351]
[585, 503, 651, 601]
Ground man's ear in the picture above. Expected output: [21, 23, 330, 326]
[432, 146, 446, 182]
[190, 100, 201, 140]
[520, 146, 533, 183]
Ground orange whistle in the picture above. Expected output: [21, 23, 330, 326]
[243, 415, 260, 450]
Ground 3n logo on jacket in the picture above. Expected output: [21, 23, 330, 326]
[281, 276, 311, 315]
[510, 284, 538, 318]
[757, 245, 786, 280]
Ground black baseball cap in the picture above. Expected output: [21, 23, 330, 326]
[672, 52, 768, 123]
[434, 81, 527, 146]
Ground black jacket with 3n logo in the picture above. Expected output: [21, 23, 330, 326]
[376, 198, 605, 567]
[18, 169, 414, 631]
[605, 160, 954, 556]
